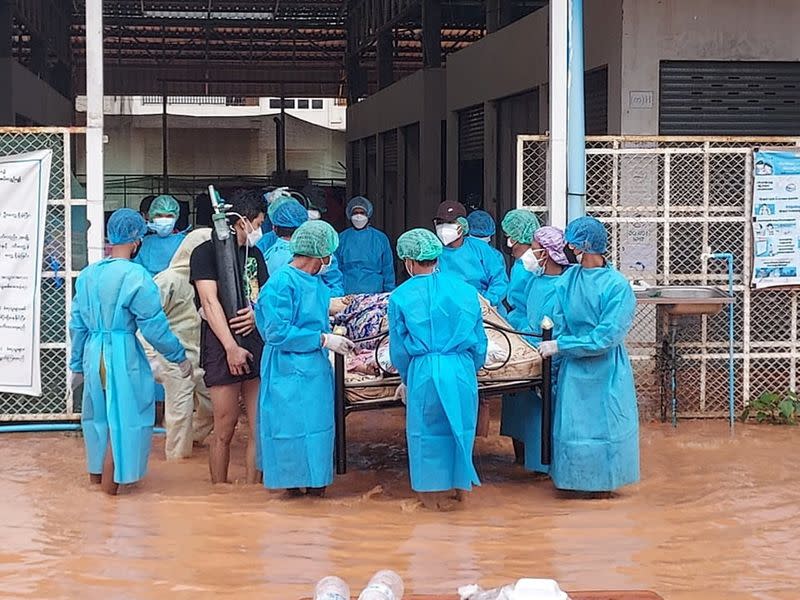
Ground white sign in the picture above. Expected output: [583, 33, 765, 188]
[0, 150, 52, 396]
[752, 150, 800, 289]
[629, 91, 654, 109]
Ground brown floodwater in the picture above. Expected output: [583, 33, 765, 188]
[2, 411, 799, 600]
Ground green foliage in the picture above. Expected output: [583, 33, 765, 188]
[740, 391, 800, 425]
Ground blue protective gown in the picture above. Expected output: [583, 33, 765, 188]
[336, 226, 396, 294]
[550, 264, 639, 491]
[256, 229, 278, 255]
[388, 272, 488, 492]
[69, 258, 186, 484]
[513, 272, 564, 473]
[255, 265, 334, 489]
[499, 259, 535, 444]
[438, 236, 509, 307]
[264, 237, 345, 296]
[134, 232, 185, 276]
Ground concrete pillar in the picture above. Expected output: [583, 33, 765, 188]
[346, 140, 354, 198]
[445, 112, 459, 201]
[422, 0, 441, 69]
[377, 31, 394, 90]
[486, 0, 499, 33]
[0, 0, 13, 125]
[418, 102, 442, 223]
[397, 126, 407, 231]
[483, 100, 498, 216]
[358, 138, 368, 195]
[376, 133, 385, 229]
[30, 34, 47, 78]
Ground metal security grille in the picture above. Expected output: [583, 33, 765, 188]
[517, 135, 800, 419]
[660, 61, 800, 136]
[0, 128, 88, 422]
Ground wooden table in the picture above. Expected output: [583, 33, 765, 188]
[301, 591, 664, 599]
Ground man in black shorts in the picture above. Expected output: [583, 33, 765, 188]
[190, 189, 267, 484]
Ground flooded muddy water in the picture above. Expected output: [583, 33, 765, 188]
[2, 412, 799, 600]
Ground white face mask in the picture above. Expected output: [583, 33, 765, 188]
[474, 236, 491, 243]
[245, 219, 263, 248]
[351, 214, 369, 230]
[150, 217, 177, 238]
[521, 249, 544, 275]
[405, 259, 414, 277]
[307, 209, 321, 221]
[436, 223, 461, 246]
[318, 257, 331, 275]
[506, 238, 516, 248]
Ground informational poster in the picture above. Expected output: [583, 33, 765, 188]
[752, 149, 800, 289]
[0, 150, 52, 396]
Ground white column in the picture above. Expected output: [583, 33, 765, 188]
[548, 0, 568, 229]
[85, 0, 105, 262]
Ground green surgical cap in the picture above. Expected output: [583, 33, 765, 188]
[456, 216, 470, 235]
[148, 194, 179, 219]
[501, 209, 541, 245]
[290, 220, 339, 258]
[397, 228, 443, 261]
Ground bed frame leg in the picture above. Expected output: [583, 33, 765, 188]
[334, 353, 347, 475]
[541, 326, 553, 466]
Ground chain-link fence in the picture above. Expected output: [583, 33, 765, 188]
[0, 127, 88, 422]
[517, 135, 800, 419]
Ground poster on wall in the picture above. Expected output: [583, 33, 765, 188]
[752, 149, 800, 290]
[0, 149, 53, 396]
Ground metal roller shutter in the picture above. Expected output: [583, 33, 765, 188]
[383, 129, 398, 171]
[585, 66, 608, 135]
[660, 61, 800, 135]
[459, 105, 485, 161]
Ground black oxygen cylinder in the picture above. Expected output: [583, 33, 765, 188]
[209, 189, 248, 345]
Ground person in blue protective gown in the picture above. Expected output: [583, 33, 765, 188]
[515, 226, 570, 473]
[434, 201, 508, 308]
[69, 208, 192, 496]
[258, 187, 295, 248]
[497, 209, 541, 463]
[389, 228, 488, 511]
[263, 198, 345, 296]
[134, 194, 186, 276]
[467, 210, 497, 244]
[255, 220, 355, 496]
[336, 196, 395, 294]
[538, 216, 640, 494]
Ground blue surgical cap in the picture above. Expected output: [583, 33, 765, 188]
[565, 216, 608, 254]
[467, 210, 496, 238]
[107, 208, 148, 245]
[346, 196, 373, 219]
[271, 199, 309, 228]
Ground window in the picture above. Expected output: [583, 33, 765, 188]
[269, 98, 295, 109]
[297, 99, 310, 109]
[311, 99, 324, 110]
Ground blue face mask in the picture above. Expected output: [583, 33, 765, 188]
[149, 217, 177, 238]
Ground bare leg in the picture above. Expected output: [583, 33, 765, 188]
[512, 439, 525, 465]
[208, 383, 241, 484]
[89, 474, 102, 485]
[155, 402, 165, 428]
[242, 378, 262, 484]
[476, 396, 491, 437]
[100, 439, 118, 496]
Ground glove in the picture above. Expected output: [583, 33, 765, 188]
[393, 383, 407, 405]
[539, 340, 559, 359]
[178, 359, 193, 378]
[322, 333, 355, 356]
[70, 372, 84, 391]
[149, 359, 164, 383]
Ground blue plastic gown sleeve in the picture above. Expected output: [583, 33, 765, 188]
[131, 271, 187, 363]
[482, 247, 509, 307]
[68, 275, 89, 373]
[469, 304, 489, 372]
[381, 238, 396, 291]
[258, 278, 325, 352]
[322, 254, 345, 296]
[387, 297, 411, 383]
[556, 278, 636, 358]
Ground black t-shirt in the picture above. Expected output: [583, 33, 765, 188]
[190, 240, 268, 309]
